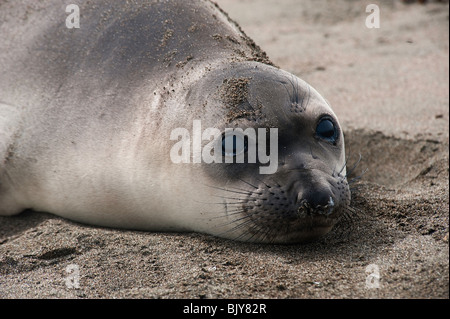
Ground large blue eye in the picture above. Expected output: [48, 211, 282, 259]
[222, 134, 248, 157]
[316, 117, 338, 144]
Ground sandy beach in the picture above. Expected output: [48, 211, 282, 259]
[0, 0, 448, 298]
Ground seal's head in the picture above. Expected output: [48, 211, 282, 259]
[187, 62, 351, 243]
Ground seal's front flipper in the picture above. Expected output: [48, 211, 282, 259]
[0, 101, 23, 215]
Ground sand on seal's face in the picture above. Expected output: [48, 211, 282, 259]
[0, 0, 448, 298]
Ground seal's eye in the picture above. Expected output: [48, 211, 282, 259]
[316, 117, 338, 144]
[222, 134, 248, 157]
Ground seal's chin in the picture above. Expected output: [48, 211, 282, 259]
[230, 214, 339, 244]
[233, 225, 334, 244]
[274, 225, 334, 244]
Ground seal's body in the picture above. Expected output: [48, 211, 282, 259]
[0, 0, 350, 243]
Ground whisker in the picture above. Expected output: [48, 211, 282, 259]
[253, 176, 273, 189]
[206, 185, 252, 196]
[216, 216, 255, 237]
[240, 225, 265, 242]
[220, 202, 250, 206]
[348, 168, 368, 184]
[269, 177, 283, 188]
[194, 200, 247, 205]
[218, 214, 253, 228]
[235, 219, 268, 242]
[349, 185, 364, 192]
[337, 156, 349, 176]
[292, 75, 300, 104]
[345, 153, 363, 178]
[303, 84, 311, 111]
[210, 195, 247, 201]
[256, 224, 275, 243]
[238, 178, 259, 189]
[205, 210, 243, 221]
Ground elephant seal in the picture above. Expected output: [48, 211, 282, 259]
[0, 0, 351, 243]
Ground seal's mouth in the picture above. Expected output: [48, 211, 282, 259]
[229, 205, 342, 244]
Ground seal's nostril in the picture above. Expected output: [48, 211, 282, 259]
[297, 189, 334, 214]
[299, 190, 328, 207]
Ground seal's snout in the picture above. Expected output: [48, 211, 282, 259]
[297, 189, 335, 217]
